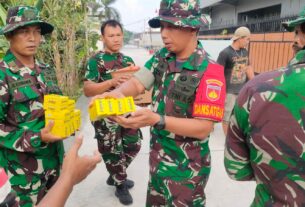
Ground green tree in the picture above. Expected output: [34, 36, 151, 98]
[101, 0, 120, 21]
[0, 4, 8, 59]
[87, 0, 120, 21]
[0, 0, 97, 98]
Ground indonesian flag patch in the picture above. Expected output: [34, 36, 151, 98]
[193, 63, 226, 122]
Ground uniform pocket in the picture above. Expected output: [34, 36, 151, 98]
[12, 85, 42, 124]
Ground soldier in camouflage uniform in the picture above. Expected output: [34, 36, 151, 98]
[83, 20, 142, 205]
[0, 6, 64, 207]
[92, 1, 226, 206]
[224, 8, 305, 207]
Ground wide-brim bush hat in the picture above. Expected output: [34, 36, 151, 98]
[0, 6, 53, 35]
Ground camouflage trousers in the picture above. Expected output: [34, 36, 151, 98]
[93, 118, 142, 185]
[0, 146, 62, 207]
[146, 134, 211, 207]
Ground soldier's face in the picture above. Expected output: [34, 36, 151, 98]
[160, 22, 196, 55]
[102, 25, 123, 53]
[7, 25, 42, 58]
[294, 26, 305, 49]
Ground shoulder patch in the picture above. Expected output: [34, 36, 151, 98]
[193, 63, 226, 122]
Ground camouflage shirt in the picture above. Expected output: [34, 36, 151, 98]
[85, 51, 134, 83]
[145, 42, 225, 139]
[225, 50, 305, 206]
[0, 50, 63, 156]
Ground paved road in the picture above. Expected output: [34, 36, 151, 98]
[64, 46, 256, 207]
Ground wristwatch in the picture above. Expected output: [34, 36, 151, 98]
[153, 114, 166, 130]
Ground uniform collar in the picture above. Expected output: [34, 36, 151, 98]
[3, 50, 42, 74]
[162, 41, 208, 71]
[288, 49, 305, 66]
[103, 50, 122, 57]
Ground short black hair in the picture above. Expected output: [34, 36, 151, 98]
[301, 22, 305, 34]
[100, 20, 123, 35]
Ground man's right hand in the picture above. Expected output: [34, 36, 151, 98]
[61, 135, 102, 185]
[41, 121, 63, 142]
[89, 91, 125, 107]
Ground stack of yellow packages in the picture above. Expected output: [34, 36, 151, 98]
[89, 96, 136, 121]
[44, 94, 81, 138]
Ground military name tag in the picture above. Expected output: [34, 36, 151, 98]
[8, 79, 34, 91]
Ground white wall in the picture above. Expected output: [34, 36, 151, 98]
[200, 40, 231, 61]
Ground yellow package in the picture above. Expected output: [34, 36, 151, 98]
[44, 94, 69, 110]
[89, 97, 136, 121]
[124, 97, 136, 113]
[45, 110, 71, 121]
[67, 99, 76, 112]
[45, 118, 72, 138]
[89, 98, 117, 121]
[116, 98, 126, 115]
[89, 99, 109, 121]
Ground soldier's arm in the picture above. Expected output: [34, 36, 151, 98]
[158, 115, 214, 139]
[0, 72, 42, 153]
[36, 136, 101, 207]
[246, 65, 255, 80]
[83, 80, 115, 97]
[83, 56, 114, 97]
[224, 96, 254, 181]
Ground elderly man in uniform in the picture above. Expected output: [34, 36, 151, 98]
[224, 7, 305, 207]
[91, 0, 226, 206]
[0, 6, 64, 207]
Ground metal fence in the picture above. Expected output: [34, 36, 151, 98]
[249, 41, 294, 73]
[200, 16, 298, 36]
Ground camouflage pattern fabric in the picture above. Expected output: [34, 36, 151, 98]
[144, 42, 217, 207]
[224, 49, 305, 206]
[85, 51, 142, 185]
[0, 50, 64, 207]
[148, 0, 209, 29]
[0, 6, 53, 35]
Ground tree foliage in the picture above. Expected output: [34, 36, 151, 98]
[0, 0, 102, 98]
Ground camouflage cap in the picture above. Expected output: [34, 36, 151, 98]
[282, 7, 305, 32]
[0, 6, 53, 35]
[148, 0, 208, 29]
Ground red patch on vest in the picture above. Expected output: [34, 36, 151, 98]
[193, 63, 226, 122]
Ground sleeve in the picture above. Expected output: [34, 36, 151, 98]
[84, 56, 100, 82]
[192, 63, 226, 122]
[0, 70, 42, 153]
[125, 56, 135, 65]
[224, 89, 254, 181]
[217, 50, 227, 67]
[133, 54, 156, 90]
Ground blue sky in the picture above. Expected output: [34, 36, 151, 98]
[112, 0, 161, 33]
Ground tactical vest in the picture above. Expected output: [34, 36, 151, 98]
[4, 62, 61, 124]
[153, 56, 206, 118]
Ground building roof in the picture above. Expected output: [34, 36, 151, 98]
[201, 0, 239, 9]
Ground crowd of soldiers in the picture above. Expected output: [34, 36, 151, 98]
[1, 0, 305, 206]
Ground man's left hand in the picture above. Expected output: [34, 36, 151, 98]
[111, 108, 160, 129]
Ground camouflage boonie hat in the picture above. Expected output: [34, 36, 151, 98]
[282, 7, 305, 32]
[148, 0, 208, 29]
[0, 6, 53, 35]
